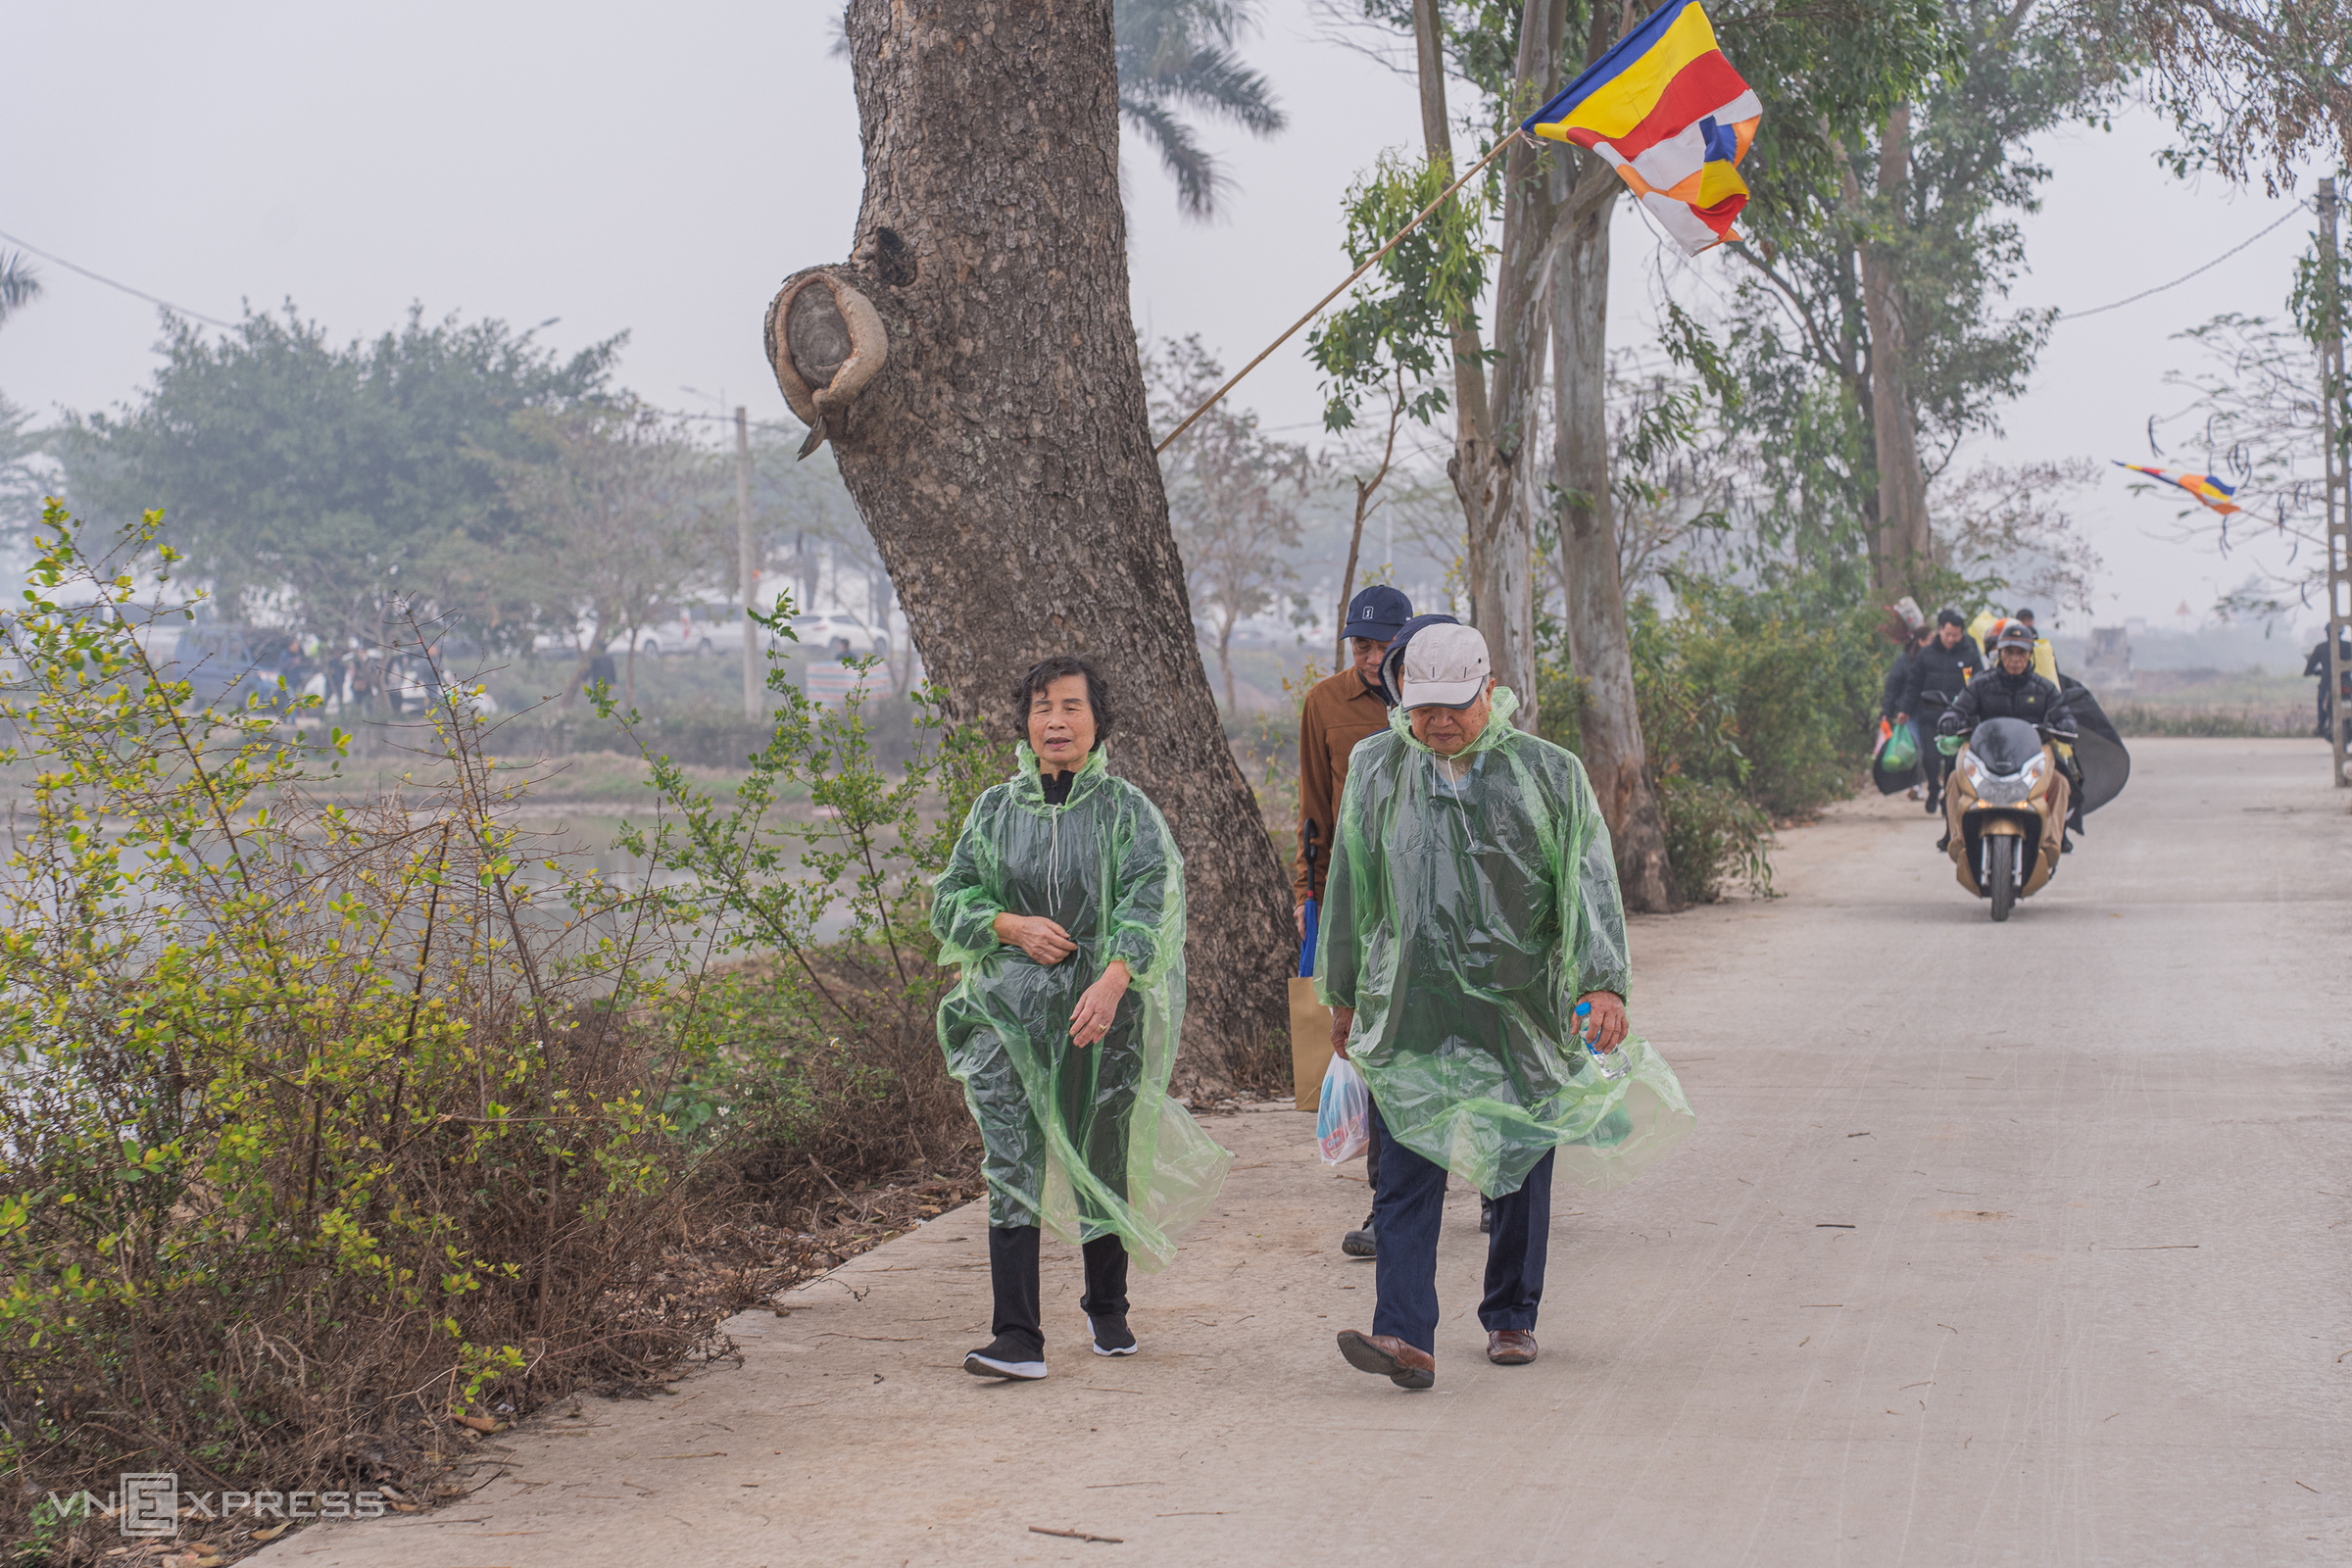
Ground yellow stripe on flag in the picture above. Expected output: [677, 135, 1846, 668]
[1555, 5, 1722, 138]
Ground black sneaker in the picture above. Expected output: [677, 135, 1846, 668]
[1089, 1315, 1138, 1357]
[963, 1333, 1047, 1380]
[1478, 1196, 1494, 1235]
[1936, 831, 1950, 853]
[1341, 1212, 1377, 1257]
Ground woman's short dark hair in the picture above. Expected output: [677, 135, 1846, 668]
[1012, 655, 1113, 749]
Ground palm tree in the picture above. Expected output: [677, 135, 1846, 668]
[832, 0, 1286, 220]
[0, 253, 40, 328]
[1115, 0, 1287, 220]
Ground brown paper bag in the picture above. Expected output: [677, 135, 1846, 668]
[1288, 976, 1333, 1113]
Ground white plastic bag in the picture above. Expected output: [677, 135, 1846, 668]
[1316, 1054, 1370, 1164]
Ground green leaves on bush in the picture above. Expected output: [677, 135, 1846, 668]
[0, 503, 700, 1546]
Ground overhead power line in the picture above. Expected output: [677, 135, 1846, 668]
[0, 224, 239, 329]
[2052, 202, 2313, 323]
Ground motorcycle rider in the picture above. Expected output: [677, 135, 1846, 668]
[1937, 622, 2080, 850]
[1897, 610, 1983, 813]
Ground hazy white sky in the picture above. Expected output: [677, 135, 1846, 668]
[0, 0, 2328, 634]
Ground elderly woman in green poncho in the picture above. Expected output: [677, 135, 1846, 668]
[931, 655, 1231, 1382]
[1317, 622, 1694, 1391]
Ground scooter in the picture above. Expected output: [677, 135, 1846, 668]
[1938, 714, 2074, 922]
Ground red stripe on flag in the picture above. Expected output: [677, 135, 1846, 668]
[1605, 52, 1750, 159]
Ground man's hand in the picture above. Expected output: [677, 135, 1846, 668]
[993, 912, 1077, 965]
[1329, 1004, 1354, 1060]
[1574, 992, 1628, 1052]
[1069, 960, 1132, 1049]
[1894, 711, 1909, 724]
[1295, 903, 1307, 940]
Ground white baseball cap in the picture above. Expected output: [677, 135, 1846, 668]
[1396, 622, 1492, 710]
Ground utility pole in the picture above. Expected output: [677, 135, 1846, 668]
[2322, 178, 2350, 789]
[737, 407, 760, 722]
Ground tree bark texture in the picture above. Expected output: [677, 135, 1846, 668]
[1845, 107, 1932, 595]
[1550, 183, 1676, 913]
[779, 0, 1292, 1090]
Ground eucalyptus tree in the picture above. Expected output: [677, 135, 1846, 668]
[1716, 0, 2121, 595]
[1342, 0, 1944, 907]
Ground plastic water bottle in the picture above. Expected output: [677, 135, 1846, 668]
[1578, 1001, 1628, 1081]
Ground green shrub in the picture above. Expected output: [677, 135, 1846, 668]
[583, 638, 1002, 1212]
[1538, 570, 1908, 902]
[0, 507, 708, 1556]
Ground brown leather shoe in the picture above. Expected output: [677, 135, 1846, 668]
[1487, 1329, 1538, 1365]
[1336, 1330, 1436, 1390]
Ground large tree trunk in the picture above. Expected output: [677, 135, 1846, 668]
[1846, 107, 1932, 594]
[1552, 180, 1676, 912]
[1409, 0, 1562, 720]
[775, 0, 1291, 1091]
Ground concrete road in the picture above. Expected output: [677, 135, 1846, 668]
[259, 738, 2350, 1567]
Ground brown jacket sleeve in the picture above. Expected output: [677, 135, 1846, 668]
[1295, 683, 1338, 906]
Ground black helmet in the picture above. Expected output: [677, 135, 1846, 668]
[1994, 621, 2037, 653]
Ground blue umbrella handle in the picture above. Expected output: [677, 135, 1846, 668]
[1298, 898, 1319, 979]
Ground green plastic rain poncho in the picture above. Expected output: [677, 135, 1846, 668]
[931, 745, 1232, 1269]
[1315, 688, 1695, 1197]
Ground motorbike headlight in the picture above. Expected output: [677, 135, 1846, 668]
[1958, 752, 1988, 791]
[2020, 753, 2048, 790]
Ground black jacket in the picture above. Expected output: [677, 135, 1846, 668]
[1900, 635, 1982, 713]
[1941, 668, 2068, 735]
[1880, 648, 1919, 720]
[2306, 636, 2352, 679]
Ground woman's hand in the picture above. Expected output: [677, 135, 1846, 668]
[993, 912, 1077, 965]
[1574, 991, 1628, 1052]
[1070, 960, 1132, 1049]
[1329, 1005, 1354, 1061]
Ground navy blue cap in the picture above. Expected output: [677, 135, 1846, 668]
[1373, 612, 1460, 709]
[1345, 585, 1413, 642]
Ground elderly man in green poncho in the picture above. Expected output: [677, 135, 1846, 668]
[1317, 622, 1694, 1391]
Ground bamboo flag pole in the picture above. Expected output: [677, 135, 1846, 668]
[1153, 128, 1528, 456]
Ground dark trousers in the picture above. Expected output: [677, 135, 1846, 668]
[988, 1225, 1129, 1354]
[1363, 1120, 1382, 1201]
[1368, 1099, 1553, 1355]
[1919, 713, 1955, 803]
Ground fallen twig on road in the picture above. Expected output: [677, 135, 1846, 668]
[1032, 1525, 1125, 1543]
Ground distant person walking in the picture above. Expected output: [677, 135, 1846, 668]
[2309, 629, 2352, 739]
[1882, 626, 1929, 798]
[1297, 585, 1411, 1258]
[931, 656, 1231, 1382]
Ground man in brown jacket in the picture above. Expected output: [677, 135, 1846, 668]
[1298, 585, 1411, 1256]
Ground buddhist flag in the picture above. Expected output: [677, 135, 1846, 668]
[1520, 0, 1760, 255]
[2113, 462, 2241, 515]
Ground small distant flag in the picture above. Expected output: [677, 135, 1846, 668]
[1521, 0, 1760, 256]
[2113, 462, 2240, 515]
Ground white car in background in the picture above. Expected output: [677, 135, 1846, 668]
[786, 611, 889, 660]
